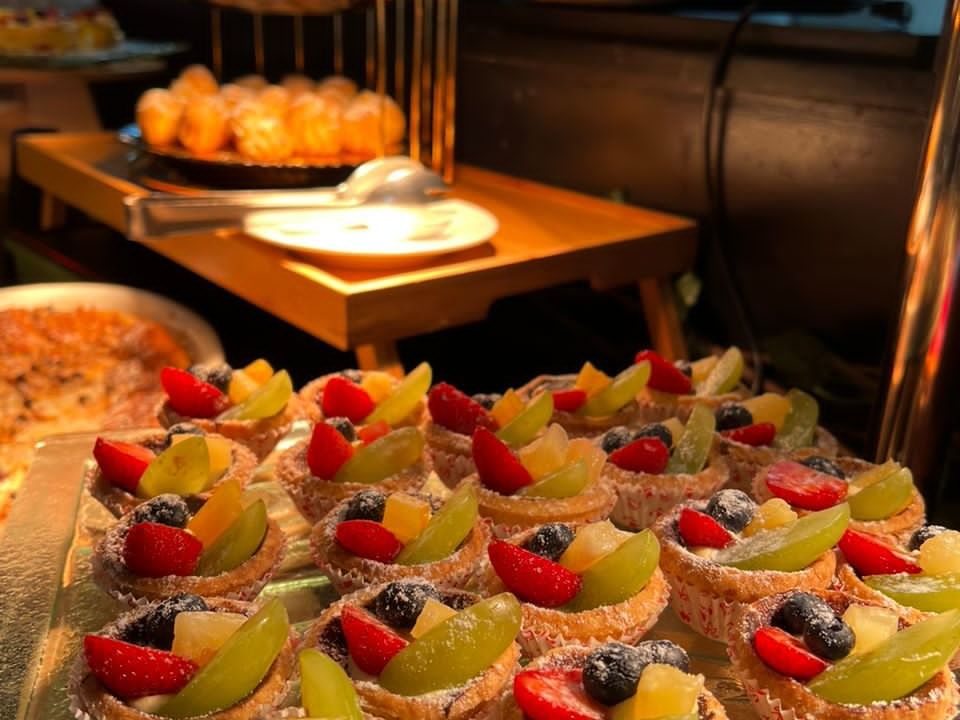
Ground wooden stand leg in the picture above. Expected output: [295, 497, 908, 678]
[40, 192, 66, 231]
[638, 277, 688, 361]
[355, 342, 404, 376]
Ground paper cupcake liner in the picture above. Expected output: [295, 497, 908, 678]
[318, 556, 478, 596]
[425, 445, 476, 488]
[516, 606, 663, 658]
[663, 568, 741, 643]
[608, 469, 728, 531]
[729, 653, 803, 720]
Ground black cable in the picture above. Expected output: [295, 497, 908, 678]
[700, 1, 764, 394]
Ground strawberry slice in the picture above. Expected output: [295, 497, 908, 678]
[487, 540, 582, 607]
[358, 419, 391, 445]
[609, 437, 670, 474]
[764, 460, 848, 511]
[472, 427, 534, 495]
[93, 438, 155, 493]
[552, 389, 588, 413]
[838, 529, 922, 576]
[428, 382, 498, 435]
[340, 605, 408, 675]
[83, 635, 197, 699]
[635, 350, 693, 395]
[753, 626, 829, 681]
[307, 422, 355, 480]
[513, 668, 604, 720]
[678, 507, 734, 549]
[160, 367, 227, 418]
[123, 522, 202, 578]
[721, 422, 776, 447]
[322, 376, 376, 423]
[335, 519, 403, 563]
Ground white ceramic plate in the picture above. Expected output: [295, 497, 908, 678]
[243, 198, 498, 269]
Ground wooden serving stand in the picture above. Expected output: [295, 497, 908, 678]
[16, 132, 697, 372]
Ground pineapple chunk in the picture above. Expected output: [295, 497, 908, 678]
[848, 459, 900, 494]
[228, 369, 259, 404]
[574, 362, 611, 398]
[741, 393, 791, 430]
[491, 389, 525, 428]
[689, 356, 719, 387]
[171, 611, 247, 666]
[186, 478, 244, 547]
[420, 471, 452, 502]
[843, 605, 899, 655]
[362, 371, 396, 403]
[743, 498, 798, 537]
[410, 598, 457, 638]
[559, 520, 632, 574]
[243, 358, 274, 385]
[611, 664, 703, 720]
[382, 493, 432, 544]
[661, 417, 686, 446]
[130, 695, 174, 713]
[519, 424, 569, 479]
[919, 530, 960, 575]
[566, 438, 606, 485]
[170, 435, 232, 487]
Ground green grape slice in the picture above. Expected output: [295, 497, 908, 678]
[299, 648, 363, 720]
[365, 362, 432, 426]
[333, 426, 424, 484]
[578, 362, 651, 418]
[196, 500, 268, 576]
[496, 391, 554, 447]
[158, 598, 289, 718]
[396, 484, 478, 565]
[137, 436, 209, 499]
[516, 460, 589, 499]
[664, 403, 715, 475]
[864, 573, 960, 613]
[715, 503, 849, 572]
[219, 370, 292, 421]
[773, 388, 819, 451]
[379, 593, 521, 696]
[848, 467, 914, 521]
[695, 347, 743, 396]
[808, 609, 960, 704]
[564, 529, 660, 612]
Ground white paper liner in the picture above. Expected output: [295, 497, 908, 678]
[318, 555, 478, 596]
[608, 467, 728, 531]
[663, 567, 741, 643]
[729, 652, 803, 720]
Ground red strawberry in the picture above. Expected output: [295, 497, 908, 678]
[428, 382, 497, 435]
[721, 422, 777, 447]
[160, 367, 227, 418]
[635, 350, 693, 395]
[487, 540, 582, 607]
[322, 376, 376, 423]
[677, 507, 734, 549]
[609, 437, 670, 474]
[513, 668, 604, 720]
[93, 438, 155, 493]
[753, 626, 829, 681]
[122, 522, 202, 578]
[838, 529, 922, 576]
[83, 635, 197, 699]
[472, 427, 534, 495]
[340, 605, 408, 676]
[552, 389, 588, 413]
[307, 422, 355, 480]
[764, 460, 848, 511]
[358, 420, 391, 445]
[335, 520, 403, 563]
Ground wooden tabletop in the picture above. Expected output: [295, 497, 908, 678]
[16, 132, 697, 351]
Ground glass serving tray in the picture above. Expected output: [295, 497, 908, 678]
[0, 431, 755, 720]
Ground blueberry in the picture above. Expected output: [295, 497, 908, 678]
[131, 495, 189, 528]
[472, 393, 501, 411]
[326, 416, 356, 442]
[343, 490, 386, 522]
[122, 594, 208, 649]
[583, 642, 644, 706]
[800, 456, 845, 479]
[908, 524, 948, 551]
[189, 363, 232, 392]
[705, 489, 757, 533]
[340, 369, 363, 384]
[634, 639, 691, 673]
[674, 360, 693, 378]
[601, 426, 634, 454]
[803, 613, 854, 661]
[371, 580, 440, 629]
[633, 423, 673, 450]
[523, 523, 575, 561]
[715, 403, 753, 431]
[772, 592, 834, 635]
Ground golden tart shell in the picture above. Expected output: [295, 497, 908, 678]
[517, 374, 639, 438]
[717, 426, 839, 494]
[423, 420, 476, 487]
[634, 384, 749, 424]
[298, 371, 424, 427]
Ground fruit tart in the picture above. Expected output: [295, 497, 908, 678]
[516, 359, 652, 438]
[72, 594, 296, 720]
[311, 484, 489, 593]
[276, 419, 428, 522]
[92, 484, 286, 602]
[423, 381, 552, 486]
[299, 579, 522, 720]
[652, 492, 848, 641]
[156, 360, 302, 460]
[87, 424, 257, 518]
[461, 424, 614, 537]
[711, 389, 839, 493]
[599, 404, 730, 530]
[507, 640, 729, 720]
[634, 346, 750, 424]
[479, 521, 669, 657]
[728, 589, 960, 720]
[753, 457, 925, 544]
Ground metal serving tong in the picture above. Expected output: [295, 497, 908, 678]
[124, 156, 450, 241]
